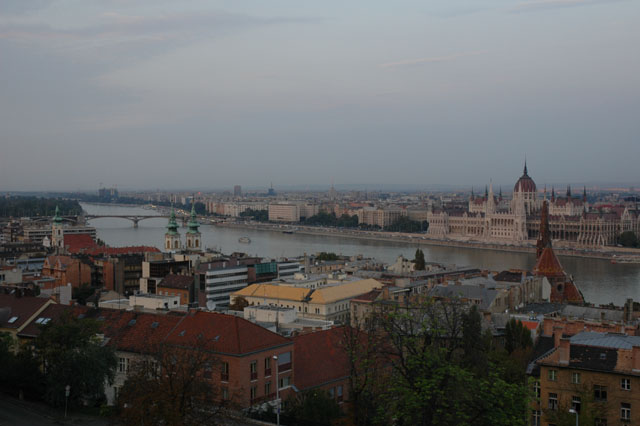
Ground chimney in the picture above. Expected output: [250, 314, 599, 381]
[553, 326, 564, 347]
[633, 346, 640, 373]
[558, 338, 570, 365]
[543, 318, 554, 336]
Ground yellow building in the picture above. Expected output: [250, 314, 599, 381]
[231, 278, 384, 323]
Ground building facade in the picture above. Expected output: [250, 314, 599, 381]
[426, 163, 638, 247]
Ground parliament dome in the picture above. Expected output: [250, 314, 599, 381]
[514, 162, 536, 193]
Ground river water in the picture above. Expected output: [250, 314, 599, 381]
[81, 203, 640, 306]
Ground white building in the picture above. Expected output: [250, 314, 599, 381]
[204, 265, 249, 310]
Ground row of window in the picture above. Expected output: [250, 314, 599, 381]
[547, 393, 631, 422]
[549, 369, 633, 391]
[219, 353, 293, 384]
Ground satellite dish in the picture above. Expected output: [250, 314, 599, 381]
[206, 300, 216, 311]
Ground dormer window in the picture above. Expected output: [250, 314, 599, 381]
[7, 316, 18, 324]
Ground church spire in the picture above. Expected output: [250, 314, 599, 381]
[566, 185, 572, 198]
[523, 158, 528, 176]
[583, 186, 587, 202]
[551, 186, 555, 202]
[536, 200, 551, 259]
[53, 205, 63, 224]
[187, 202, 200, 234]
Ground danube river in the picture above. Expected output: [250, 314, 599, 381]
[81, 203, 640, 306]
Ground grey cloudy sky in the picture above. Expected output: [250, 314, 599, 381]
[1, 0, 639, 191]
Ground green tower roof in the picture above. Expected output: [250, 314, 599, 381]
[187, 203, 200, 234]
[166, 208, 179, 235]
[53, 205, 63, 224]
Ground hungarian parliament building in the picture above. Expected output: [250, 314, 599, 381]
[427, 163, 640, 248]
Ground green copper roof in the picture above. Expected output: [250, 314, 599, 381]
[187, 203, 200, 234]
[166, 208, 179, 234]
[53, 205, 63, 224]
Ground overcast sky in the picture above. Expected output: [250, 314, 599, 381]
[1, 0, 639, 192]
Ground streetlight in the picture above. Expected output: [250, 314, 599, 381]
[569, 408, 578, 426]
[273, 355, 280, 426]
[64, 385, 71, 419]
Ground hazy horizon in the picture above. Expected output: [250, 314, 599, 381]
[2, 1, 639, 191]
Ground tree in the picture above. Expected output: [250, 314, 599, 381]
[413, 248, 426, 271]
[34, 312, 117, 408]
[118, 336, 227, 426]
[73, 283, 96, 305]
[0, 332, 44, 400]
[349, 297, 529, 426]
[284, 389, 343, 426]
[504, 318, 533, 354]
[229, 296, 249, 311]
[618, 231, 639, 248]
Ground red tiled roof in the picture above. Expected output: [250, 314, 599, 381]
[85, 246, 160, 256]
[294, 327, 350, 391]
[0, 294, 51, 330]
[352, 289, 382, 303]
[164, 311, 292, 355]
[521, 321, 540, 331]
[158, 274, 193, 290]
[64, 234, 97, 253]
[533, 247, 566, 279]
[18, 304, 87, 338]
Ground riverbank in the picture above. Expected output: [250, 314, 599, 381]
[215, 221, 640, 262]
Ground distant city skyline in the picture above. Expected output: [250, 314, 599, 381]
[1, 0, 639, 191]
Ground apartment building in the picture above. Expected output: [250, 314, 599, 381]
[268, 204, 300, 222]
[205, 264, 249, 310]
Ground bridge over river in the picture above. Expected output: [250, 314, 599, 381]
[30, 214, 217, 228]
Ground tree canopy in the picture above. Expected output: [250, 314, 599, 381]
[34, 312, 117, 408]
[413, 248, 426, 271]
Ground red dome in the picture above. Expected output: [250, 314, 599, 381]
[514, 163, 536, 193]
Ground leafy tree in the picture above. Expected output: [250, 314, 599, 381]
[0, 332, 44, 400]
[413, 248, 426, 271]
[229, 296, 249, 311]
[385, 216, 424, 233]
[34, 312, 117, 408]
[350, 297, 529, 426]
[239, 208, 269, 222]
[618, 231, 639, 248]
[118, 336, 227, 426]
[0, 196, 82, 217]
[73, 283, 96, 305]
[284, 389, 343, 426]
[504, 318, 533, 354]
[316, 252, 339, 261]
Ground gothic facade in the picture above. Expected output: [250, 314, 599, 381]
[427, 163, 640, 248]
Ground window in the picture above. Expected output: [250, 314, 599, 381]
[621, 378, 631, 391]
[531, 410, 541, 426]
[279, 376, 291, 389]
[571, 372, 581, 384]
[533, 381, 540, 399]
[329, 387, 334, 398]
[315, 308, 320, 314]
[113, 386, 119, 401]
[621, 403, 631, 422]
[337, 385, 343, 403]
[118, 357, 129, 373]
[250, 386, 257, 401]
[222, 387, 229, 400]
[250, 360, 258, 380]
[265, 381, 271, 396]
[221, 362, 229, 381]
[594, 385, 607, 402]
[277, 352, 292, 371]
[203, 362, 212, 379]
[548, 369, 557, 382]
[594, 418, 607, 426]
[548, 393, 558, 410]
[572, 396, 581, 413]
[264, 357, 272, 376]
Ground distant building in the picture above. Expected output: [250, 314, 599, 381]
[234, 185, 242, 197]
[268, 204, 300, 222]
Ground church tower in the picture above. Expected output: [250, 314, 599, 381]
[185, 203, 201, 251]
[51, 205, 64, 250]
[165, 208, 181, 251]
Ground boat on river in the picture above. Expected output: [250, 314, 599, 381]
[238, 236, 251, 243]
[611, 255, 640, 264]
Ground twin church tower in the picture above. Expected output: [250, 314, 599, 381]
[165, 204, 201, 251]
